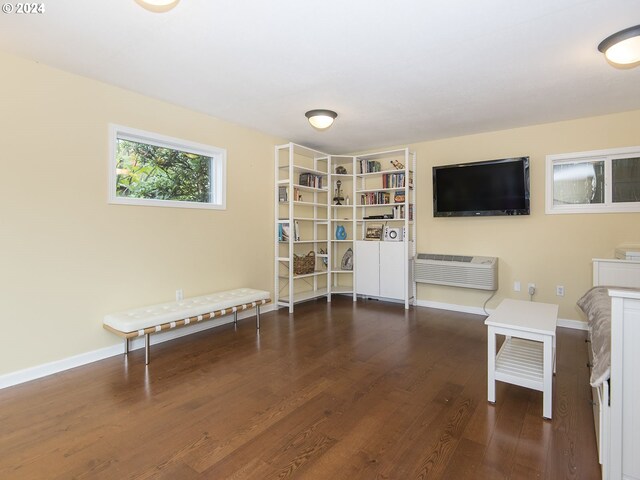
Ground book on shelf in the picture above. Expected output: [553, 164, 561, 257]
[279, 186, 305, 202]
[359, 159, 381, 174]
[393, 190, 405, 203]
[279, 222, 301, 241]
[298, 173, 324, 189]
[382, 172, 405, 189]
[360, 191, 390, 205]
[391, 204, 413, 220]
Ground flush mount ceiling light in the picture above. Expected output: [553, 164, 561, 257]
[305, 110, 338, 130]
[135, 0, 180, 13]
[598, 25, 640, 66]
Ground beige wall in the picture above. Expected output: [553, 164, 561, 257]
[2, 46, 639, 378]
[0, 51, 282, 375]
[409, 110, 640, 321]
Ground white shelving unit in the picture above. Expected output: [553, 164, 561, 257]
[275, 144, 416, 312]
[354, 148, 416, 309]
[328, 155, 357, 302]
[275, 143, 330, 313]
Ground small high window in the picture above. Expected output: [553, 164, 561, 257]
[109, 125, 226, 210]
[546, 146, 640, 214]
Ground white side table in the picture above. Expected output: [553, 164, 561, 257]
[485, 299, 558, 419]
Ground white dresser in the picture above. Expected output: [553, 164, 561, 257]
[608, 289, 640, 480]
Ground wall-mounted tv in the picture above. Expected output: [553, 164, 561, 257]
[433, 157, 530, 217]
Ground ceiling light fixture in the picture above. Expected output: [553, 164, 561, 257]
[598, 25, 640, 66]
[305, 109, 338, 130]
[134, 0, 180, 13]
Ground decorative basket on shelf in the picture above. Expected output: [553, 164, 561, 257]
[293, 251, 316, 275]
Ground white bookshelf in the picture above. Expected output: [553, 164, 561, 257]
[275, 143, 416, 312]
[275, 143, 330, 313]
[328, 155, 357, 301]
[354, 148, 416, 309]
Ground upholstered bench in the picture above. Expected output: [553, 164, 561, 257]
[103, 288, 271, 364]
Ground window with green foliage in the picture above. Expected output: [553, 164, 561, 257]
[109, 125, 226, 209]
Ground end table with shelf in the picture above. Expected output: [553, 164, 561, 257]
[485, 298, 558, 419]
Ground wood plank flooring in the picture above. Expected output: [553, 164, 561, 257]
[0, 298, 601, 479]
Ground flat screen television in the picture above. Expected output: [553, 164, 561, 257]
[433, 157, 530, 217]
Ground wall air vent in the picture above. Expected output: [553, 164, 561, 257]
[414, 254, 498, 291]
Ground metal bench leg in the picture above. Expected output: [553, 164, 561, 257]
[256, 305, 261, 330]
[145, 333, 150, 365]
[234, 311, 238, 326]
[124, 337, 129, 355]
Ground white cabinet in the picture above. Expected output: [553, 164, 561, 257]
[354, 241, 380, 297]
[355, 240, 413, 303]
[380, 242, 408, 299]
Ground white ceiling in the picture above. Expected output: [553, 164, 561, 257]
[1, 0, 639, 153]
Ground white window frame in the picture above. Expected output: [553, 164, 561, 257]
[546, 146, 640, 214]
[108, 124, 226, 210]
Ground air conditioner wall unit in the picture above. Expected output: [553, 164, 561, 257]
[414, 254, 498, 291]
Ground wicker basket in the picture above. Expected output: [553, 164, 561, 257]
[294, 251, 315, 275]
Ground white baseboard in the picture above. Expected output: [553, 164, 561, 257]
[414, 299, 588, 331]
[0, 343, 123, 391]
[0, 304, 276, 390]
[415, 299, 488, 316]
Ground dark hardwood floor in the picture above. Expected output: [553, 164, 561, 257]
[0, 297, 600, 479]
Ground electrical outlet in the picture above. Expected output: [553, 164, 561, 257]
[176, 289, 184, 301]
[556, 285, 565, 297]
[528, 283, 536, 296]
[513, 281, 521, 292]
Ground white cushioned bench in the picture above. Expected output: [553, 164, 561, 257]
[103, 288, 271, 364]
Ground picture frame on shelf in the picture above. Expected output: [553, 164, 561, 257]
[365, 223, 383, 240]
[280, 224, 290, 241]
[341, 248, 353, 270]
